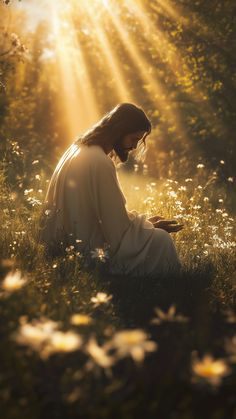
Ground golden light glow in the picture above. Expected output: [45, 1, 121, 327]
[125, 0, 220, 135]
[2, 270, 27, 292]
[81, 1, 134, 103]
[10, 0, 221, 147]
[192, 353, 231, 386]
[104, 0, 187, 139]
[48, 2, 100, 141]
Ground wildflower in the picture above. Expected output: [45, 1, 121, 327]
[47, 331, 82, 354]
[192, 353, 231, 386]
[27, 197, 42, 206]
[24, 188, 33, 196]
[2, 270, 27, 292]
[65, 245, 75, 252]
[90, 248, 109, 262]
[35, 174, 41, 180]
[203, 197, 209, 202]
[185, 178, 193, 182]
[143, 164, 148, 175]
[134, 164, 139, 172]
[227, 177, 234, 183]
[197, 163, 205, 169]
[86, 336, 115, 368]
[175, 201, 185, 212]
[91, 292, 113, 307]
[144, 196, 154, 205]
[10, 192, 17, 201]
[151, 305, 189, 325]
[70, 314, 93, 326]
[13, 318, 59, 351]
[220, 160, 225, 165]
[106, 329, 157, 363]
[32, 160, 39, 165]
[167, 190, 177, 198]
[218, 198, 223, 203]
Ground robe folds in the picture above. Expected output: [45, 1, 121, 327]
[38, 143, 181, 278]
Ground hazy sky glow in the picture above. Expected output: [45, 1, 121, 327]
[14, 0, 54, 30]
[14, 0, 110, 31]
[5, 0, 219, 148]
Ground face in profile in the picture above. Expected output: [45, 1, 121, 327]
[113, 131, 147, 162]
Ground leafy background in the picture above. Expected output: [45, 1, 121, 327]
[0, 1, 236, 418]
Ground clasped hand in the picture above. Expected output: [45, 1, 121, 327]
[147, 215, 184, 233]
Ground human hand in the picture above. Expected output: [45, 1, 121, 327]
[147, 215, 165, 223]
[153, 219, 184, 233]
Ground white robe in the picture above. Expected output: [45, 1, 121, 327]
[39, 143, 180, 278]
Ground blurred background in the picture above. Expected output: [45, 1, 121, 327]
[0, 0, 235, 206]
[0, 5, 236, 416]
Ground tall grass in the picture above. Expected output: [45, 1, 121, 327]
[0, 145, 235, 419]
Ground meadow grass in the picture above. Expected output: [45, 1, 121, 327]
[0, 153, 236, 419]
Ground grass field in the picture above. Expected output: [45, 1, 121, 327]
[0, 147, 236, 419]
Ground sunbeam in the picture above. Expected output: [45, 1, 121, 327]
[9, 0, 227, 149]
[48, 2, 100, 141]
[101, 1, 187, 141]
[78, 1, 134, 103]
[149, 0, 222, 130]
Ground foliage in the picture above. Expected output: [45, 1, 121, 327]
[0, 0, 236, 417]
[0, 147, 236, 417]
[0, 0, 235, 180]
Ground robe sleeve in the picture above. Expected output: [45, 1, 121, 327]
[89, 156, 155, 267]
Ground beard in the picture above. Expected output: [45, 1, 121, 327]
[113, 142, 129, 163]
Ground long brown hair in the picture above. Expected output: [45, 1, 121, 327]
[75, 103, 152, 164]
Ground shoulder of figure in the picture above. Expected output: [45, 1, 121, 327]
[81, 144, 115, 169]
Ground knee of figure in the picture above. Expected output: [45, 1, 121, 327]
[155, 228, 173, 244]
[155, 228, 179, 258]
